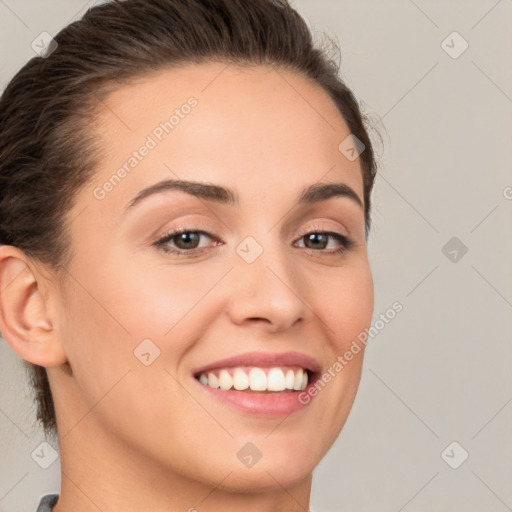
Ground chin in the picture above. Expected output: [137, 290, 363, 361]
[217, 461, 315, 494]
[213, 438, 322, 492]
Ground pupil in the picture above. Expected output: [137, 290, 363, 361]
[306, 233, 326, 249]
[177, 232, 199, 249]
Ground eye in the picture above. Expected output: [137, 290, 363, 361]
[294, 229, 355, 255]
[153, 226, 356, 258]
[154, 228, 218, 256]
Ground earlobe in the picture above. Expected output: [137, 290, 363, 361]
[0, 245, 68, 367]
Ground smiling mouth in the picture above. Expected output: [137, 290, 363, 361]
[194, 366, 312, 393]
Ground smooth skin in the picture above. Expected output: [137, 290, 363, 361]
[0, 62, 374, 512]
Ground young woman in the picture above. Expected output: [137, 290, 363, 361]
[0, 0, 377, 510]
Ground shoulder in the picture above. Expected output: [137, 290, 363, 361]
[36, 494, 59, 512]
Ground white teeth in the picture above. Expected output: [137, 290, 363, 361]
[267, 368, 286, 391]
[285, 369, 295, 390]
[293, 368, 303, 391]
[219, 370, 233, 391]
[249, 368, 267, 391]
[198, 366, 311, 392]
[208, 372, 220, 389]
[301, 371, 308, 390]
[233, 368, 249, 390]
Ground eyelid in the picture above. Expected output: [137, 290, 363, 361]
[294, 221, 347, 239]
[154, 221, 356, 258]
[155, 220, 349, 244]
[155, 226, 219, 248]
[154, 217, 220, 242]
[294, 223, 356, 252]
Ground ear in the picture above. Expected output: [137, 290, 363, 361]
[0, 244, 67, 367]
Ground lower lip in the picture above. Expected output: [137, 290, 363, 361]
[195, 378, 316, 417]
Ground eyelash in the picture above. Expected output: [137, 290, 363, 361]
[153, 224, 356, 258]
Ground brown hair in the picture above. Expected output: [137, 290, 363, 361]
[0, 0, 377, 438]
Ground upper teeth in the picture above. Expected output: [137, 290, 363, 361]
[197, 367, 308, 392]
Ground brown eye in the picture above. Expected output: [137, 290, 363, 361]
[172, 232, 202, 250]
[295, 231, 355, 256]
[302, 233, 329, 250]
[154, 229, 218, 256]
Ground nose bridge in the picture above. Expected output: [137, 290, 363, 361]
[226, 232, 308, 332]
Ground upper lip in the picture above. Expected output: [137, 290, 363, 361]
[192, 351, 321, 376]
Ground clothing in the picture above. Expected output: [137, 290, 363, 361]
[36, 494, 59, 512]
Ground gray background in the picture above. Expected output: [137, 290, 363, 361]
[1, 1, 511, 511]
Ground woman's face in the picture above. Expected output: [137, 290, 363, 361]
[51, 62, 374, 492]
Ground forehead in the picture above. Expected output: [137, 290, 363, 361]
[83, 62, 364, 217]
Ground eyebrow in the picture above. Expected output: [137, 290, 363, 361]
[123, 179, 364, 213]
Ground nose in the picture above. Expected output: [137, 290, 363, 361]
[225, 244, 309, 334]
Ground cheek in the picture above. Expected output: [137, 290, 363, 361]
[316, 262, 374, 351]
[58, 279, 133, 404]
[59, 250, 227, 405]
[69, 247, 210, 343]
[307, 261, 373, 417]
[56, 262, 198, 443]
